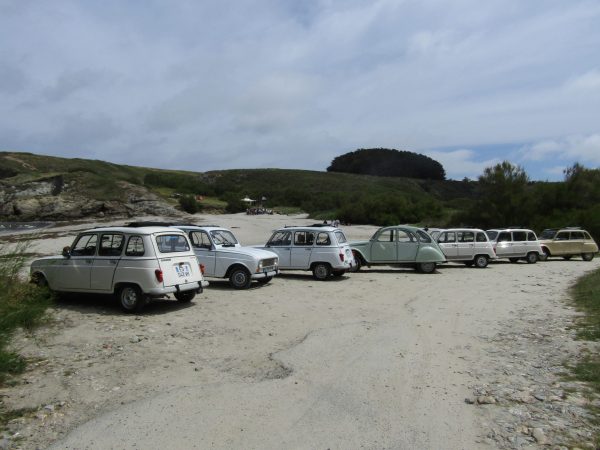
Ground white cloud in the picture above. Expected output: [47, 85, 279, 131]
[425, 149, 499, 180]
[520, 134, 600, 165]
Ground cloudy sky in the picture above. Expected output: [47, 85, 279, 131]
[1, 0, 599, 180]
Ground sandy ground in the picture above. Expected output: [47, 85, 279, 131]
[1, 213, 599, 449]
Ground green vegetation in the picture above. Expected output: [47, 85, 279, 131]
[327, 148, 446, 180]
[178, 195, 202, 214]
[569, 269, 600, 444]
[0, 243, 53, 385]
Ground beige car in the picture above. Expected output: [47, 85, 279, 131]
[538, 227, 598, 261]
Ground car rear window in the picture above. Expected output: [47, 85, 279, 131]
[155, 234, 191, 253]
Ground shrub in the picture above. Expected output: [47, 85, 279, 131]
[178, 195, 201, 214]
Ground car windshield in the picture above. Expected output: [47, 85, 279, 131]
[539, 229, 557, 239]
[210, 230, 238, 247]
[486, 230, 498, 241]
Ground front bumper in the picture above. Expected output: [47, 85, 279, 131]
[251, 269, 279, 280]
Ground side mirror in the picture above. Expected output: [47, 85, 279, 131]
[62, 246, 71, 258]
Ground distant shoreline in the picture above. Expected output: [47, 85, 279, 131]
[0, 221, 54, 234]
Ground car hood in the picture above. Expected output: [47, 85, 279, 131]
[218, 246, 278, 260]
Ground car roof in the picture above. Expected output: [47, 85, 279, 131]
[277, 226, 339, 232]
[440, 228, 486, 232]
[176, 225, 228, 232]
[84, 226, 183, 235]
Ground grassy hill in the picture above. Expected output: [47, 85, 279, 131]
[0, 151, 478, 225]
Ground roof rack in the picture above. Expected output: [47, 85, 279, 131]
[563, 226, 582, 230]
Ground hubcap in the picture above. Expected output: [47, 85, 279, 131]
[315, 265, 327, 278]
[233, 271, 247, 286]
[121, 288, 138, 309]
[476, 257, 487, 267]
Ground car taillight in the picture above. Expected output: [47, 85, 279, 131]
[199, 263, 205, 275]
[493, 245, 497, 254]
[155, 269, 163, 282]
[339, 253, 344, 262]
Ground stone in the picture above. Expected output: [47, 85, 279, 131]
[532, 428, 548, 445]
[477, 395, 496, 405]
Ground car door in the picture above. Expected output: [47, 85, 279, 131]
[438, 231, 458, 259]
[290, 231, 315, 268]
[457, 231, 475, 260]
[90, 233, 124, 291]
[189, 230, 217, 276]
[511, 231, 528, 256]
[553, 231, 570, 255]
[371, 228, 396, 262]
[396, 229, 419, 261]
[569, 231, 585, 254]
[56, 233, 97, 290]
[266, 231, 292, 268]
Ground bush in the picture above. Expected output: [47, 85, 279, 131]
[0, 243, 52, 385]
[178, 195, 201, 214]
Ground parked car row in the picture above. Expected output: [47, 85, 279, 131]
[29, 223, 598, 313]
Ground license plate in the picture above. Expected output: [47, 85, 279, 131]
[175, 264, 191, 278]
[263, 266, 274, 273]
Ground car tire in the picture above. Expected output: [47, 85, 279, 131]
[562, 255, 572, 261]
[349, 252, 361, 272]
[32, 272, 48, 287]
[229, 267, 252, 289]
[117, 285, 145, 313]
[509, 257, 520, 263]
[474, 255, 489, 268]
[257, 276, 273, 284]
[582, 253, 595, 261]
[417, 262, 436, 274]
[312, 263, 331, 280]
[526, 252, 538, 264]
[174, 291, 195, 303]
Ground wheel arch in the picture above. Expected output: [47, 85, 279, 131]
[113, 281, 143, 295]
[225, 263, 251, 278]
[351, 249, 368, 265]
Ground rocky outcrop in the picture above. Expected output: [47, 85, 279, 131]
[0, 178, 179, 220]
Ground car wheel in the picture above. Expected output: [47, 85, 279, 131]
[474, 255, 489, 268]
[526, 252, 538, 264]
[562, 255, 572, 261]
[257, 276, 273, 284]
[174, 291, 195, 303]
[349, 252, 361, 272]
[509, 257, 520, 263]
[312, 263, 331, 280]
[417, 262, 436, 273]
[582, 253, 595, 261]
[32, 272, 48, 287]
[118, 285, 145, 313]
[229, 267, 251, 289]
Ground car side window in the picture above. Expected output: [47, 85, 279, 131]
[377, 229, 394, 242]
[397, 230, 415, 243]
[294, 231, 315, 246]
[71, 234, 98, 256]
[99, 234, 124, 256]
[268, 231, 291, 246]
[513, 231, 527, 241]
[416, 230, 431, 243]
[440, 232, 456, 243]
[461, 232, 474, 242]
[498, 232, 511, 242]
[555, 232, 569, 241]
[570, 231, 584, 240]
[316, 232, 331, 246]
[527, 232, 537, 241]
[190, 231, 212, 249]
[125, 236, 145, 256]
[476, 232, 487, 242]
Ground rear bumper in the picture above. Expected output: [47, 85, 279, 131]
[251, 269, 278, 280]
[146, 280, 208, 296]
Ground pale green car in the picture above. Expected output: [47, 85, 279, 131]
[349, 225, 446, 273]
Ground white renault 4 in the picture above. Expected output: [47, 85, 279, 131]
[261, 225, 354, 280]
[436, 228, 496, 268]
[30, 226, 208, 312]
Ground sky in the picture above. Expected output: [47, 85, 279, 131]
[1, 0, 599, 181]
